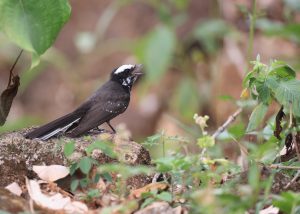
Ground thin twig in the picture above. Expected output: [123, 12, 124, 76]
[7, 49, 23, 87]
[284, 170, 300, 189]
[269, 164, 300, 170]
[212, 107, 243, 139]
[201, 107, 243, 156]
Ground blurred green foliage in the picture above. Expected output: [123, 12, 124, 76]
[136, 25, 176, 82]
[0, 0, 71, 67]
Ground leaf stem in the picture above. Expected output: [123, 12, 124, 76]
[247, 0, 257, 67]
[7, 49, 23, 87]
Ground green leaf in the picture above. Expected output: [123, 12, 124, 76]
[79, 157, 92, 174]
[228, 123, 245, 140]
[0, 0, 71, 55]
[269, 61, 296, 80]
[273, 191, 300, 214]
[141, 198, 155, 209]
[197, 135, 215, 148]
[79, 178, 89, 188]
[154, 156, 174, 172]
[242, 71, 254, 87]
[144, 133, 163, 145]
[143, 25, 176, 82]
[251, 138, 279, 164]
[194, 19, 230, 54]
[69, 162, 79, 175]
[255, 80, 271, 104]
[266, 77, 300, 116]
[101, 172, 112, 182]
[156, 191, 172, 202]
[256, 19, 300, 43]
[64, 141, 75, 157]
[70, 179, 79, 192]
[87, 189, 101, 198]
[246, 103, 268, 132]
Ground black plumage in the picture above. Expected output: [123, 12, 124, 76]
[25, 64, 143, 140]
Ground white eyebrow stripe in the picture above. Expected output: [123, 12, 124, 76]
[114, 64, 134, 74]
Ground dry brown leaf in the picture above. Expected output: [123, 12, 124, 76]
[259, 205, 279, 214]
[26, 178, 88, 213]
[129, 182, 168, 199]
[33, 165, 69, 182]
[5, 182, 22, 196]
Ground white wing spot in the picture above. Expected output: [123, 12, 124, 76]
[114, 64, 134, 74]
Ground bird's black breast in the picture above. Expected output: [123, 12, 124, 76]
[69, 80, 130, 136]
[90, 80, 130, 112]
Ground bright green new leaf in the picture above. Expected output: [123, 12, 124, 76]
[246, 103, 268, 132]
[269, 61, 296, 80]
[197, 135, 215, 148]
[0, 0, 71, 55]
[266, 77, 300, 116]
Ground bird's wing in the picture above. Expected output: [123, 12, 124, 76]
[69, 93, 130, 137]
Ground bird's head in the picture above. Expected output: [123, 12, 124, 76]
[110, 64, 143, 90]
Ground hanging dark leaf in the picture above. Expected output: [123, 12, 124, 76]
[284, 133, 293, 155]
[0, 75, 20, 126]
[0, 50, 22, 126]
[273, 106, 285, 140]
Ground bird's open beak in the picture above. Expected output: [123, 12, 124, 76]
[132, 64, 144, 76]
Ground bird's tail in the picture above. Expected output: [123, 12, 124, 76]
[25, 111, 84, 140]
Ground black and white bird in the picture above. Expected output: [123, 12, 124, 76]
[25, 64, 143, 140]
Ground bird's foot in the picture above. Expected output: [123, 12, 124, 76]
[88, 127, 106, 135]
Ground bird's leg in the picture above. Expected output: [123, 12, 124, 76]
[106, 121, 116, 133]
